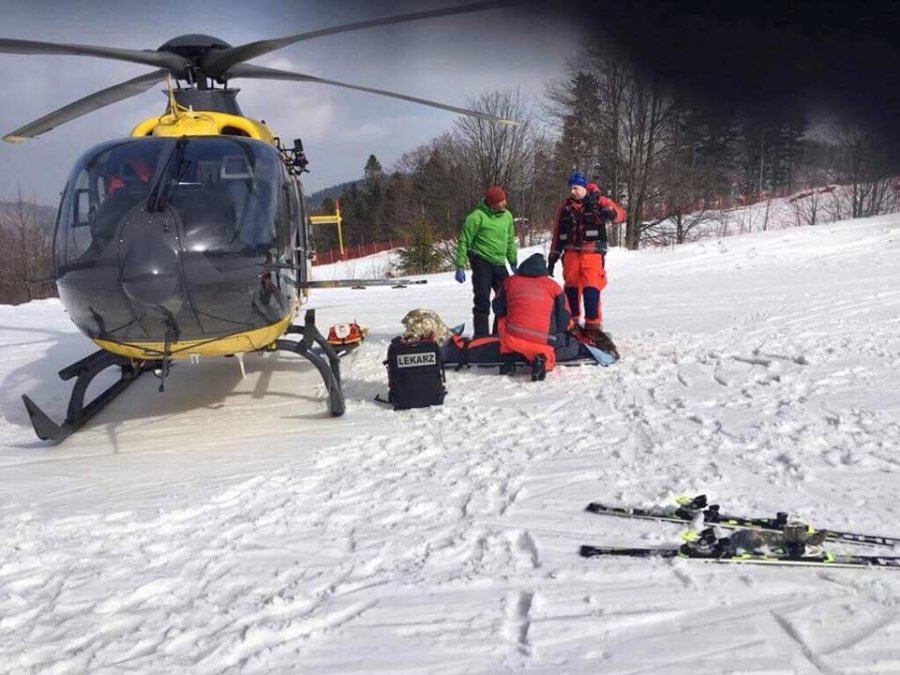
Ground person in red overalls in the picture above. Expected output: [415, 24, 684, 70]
[548, 172, 625, 330]
[105, 157, 153, 194]
[494, 252, 572, 381]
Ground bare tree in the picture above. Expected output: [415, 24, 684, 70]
[453, 88, 534, 198]
[829, 124, 896, 219]
[617, 75, 678, 249]
[790, 188, 823, 226]
[0, 188, 55, 304]
[558, 45, 678, 249]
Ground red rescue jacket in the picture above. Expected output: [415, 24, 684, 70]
[494, 253, 571, 348]
[551, 193, 625, 256]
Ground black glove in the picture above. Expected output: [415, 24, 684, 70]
[583, 192, 599, 209]
[600, 207, 616, 222]
[548, 251, 559, 277]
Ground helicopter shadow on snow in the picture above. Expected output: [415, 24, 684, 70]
[87, 354, 336, 454]
[0, 323, 87, 431]
[1, 331, 339, 448]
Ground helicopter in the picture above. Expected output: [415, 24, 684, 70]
[0, 2, 520, 444]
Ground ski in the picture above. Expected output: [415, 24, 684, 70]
[578, 543, 900, 569]
[579, 529, 900, 570]
[585, 495, 900, 548]
[302, 278, 427, 289]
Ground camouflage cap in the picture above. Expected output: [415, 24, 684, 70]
[401, 308, 452, 342]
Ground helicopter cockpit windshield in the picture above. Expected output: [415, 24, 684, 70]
[55, 136, 281, 273]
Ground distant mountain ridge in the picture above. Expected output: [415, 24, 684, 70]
[305, 180, 362, 210]
[1, 186, 354, 218]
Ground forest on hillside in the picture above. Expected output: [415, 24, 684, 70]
[312, 44, 898, 269]
[1, 43, 897, 303]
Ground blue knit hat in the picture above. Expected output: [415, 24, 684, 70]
[567, 171, 587, 188]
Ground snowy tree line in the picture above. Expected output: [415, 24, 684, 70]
[316, 42, 898, 265]
[1, 42, 897, 300]
[0, 192, 55, 305]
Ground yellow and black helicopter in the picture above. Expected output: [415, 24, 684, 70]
[1, 2, 518, 443]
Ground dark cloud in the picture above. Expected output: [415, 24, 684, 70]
[572, 0, 900, 148]
[3, 0, 897, 205]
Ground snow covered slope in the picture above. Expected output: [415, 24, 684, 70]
[1, 215, 899, 673]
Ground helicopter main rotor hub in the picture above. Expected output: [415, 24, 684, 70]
[157, 34, 233, 85]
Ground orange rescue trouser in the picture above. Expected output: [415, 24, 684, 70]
[562, 251, 607, 325]
[497, 318, 557, 370]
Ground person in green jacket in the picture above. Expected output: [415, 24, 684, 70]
[455, 186, 518, 337]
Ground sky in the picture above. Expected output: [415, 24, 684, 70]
[1, 0, 898, 206]
[0, 0, 579, 204]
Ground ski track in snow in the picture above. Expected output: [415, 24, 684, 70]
[1, 215, 900, 672]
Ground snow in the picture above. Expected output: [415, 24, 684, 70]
[2, 213, 900, 673]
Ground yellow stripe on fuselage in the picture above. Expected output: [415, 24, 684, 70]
[93, 310, 296, 360]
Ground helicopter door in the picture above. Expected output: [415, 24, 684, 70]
[294, 178, 312, 291]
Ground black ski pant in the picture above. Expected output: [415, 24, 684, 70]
[469, 253, 508, 337]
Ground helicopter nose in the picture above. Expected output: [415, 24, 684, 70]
[119, 211, 183, 312]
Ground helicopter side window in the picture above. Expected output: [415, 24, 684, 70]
[66, 169, 95, 260]
[276, 167, 295, 252]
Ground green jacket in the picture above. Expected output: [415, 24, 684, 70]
[455, 200, 517, 268]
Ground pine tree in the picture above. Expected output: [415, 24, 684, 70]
[361, 155, 387, 240]
[397, 216, 446, 275]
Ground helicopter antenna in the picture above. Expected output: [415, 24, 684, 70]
[165, 74, 178, 114]
[158, 77, 204, 128]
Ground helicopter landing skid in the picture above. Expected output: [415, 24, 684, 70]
[22, 311, 344, 443]
[274, 309, 346, 417]
[21, 350, 161, 444]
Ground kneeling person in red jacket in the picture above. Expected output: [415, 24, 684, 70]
[494, 253, 572, 381]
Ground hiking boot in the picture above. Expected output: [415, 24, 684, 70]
[531, 355, 547, 382]
[498, 354, 516, 376]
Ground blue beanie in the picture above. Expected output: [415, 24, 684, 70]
[567, 171, 587, 188]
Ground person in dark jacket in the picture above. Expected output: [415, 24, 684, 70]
[494, 252, 571, 380]
[548, 172, 625, 329]
[455, 186, 518, 337]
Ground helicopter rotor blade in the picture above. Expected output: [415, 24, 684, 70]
[3, 69, 168, 143]
[202, 0, 522, 76]
[228, 63, 522, 125]
[0, 38, 187, 71]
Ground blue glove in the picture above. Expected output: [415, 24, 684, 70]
[510, 264, 518, 274]
[455, 268, 466, 284]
